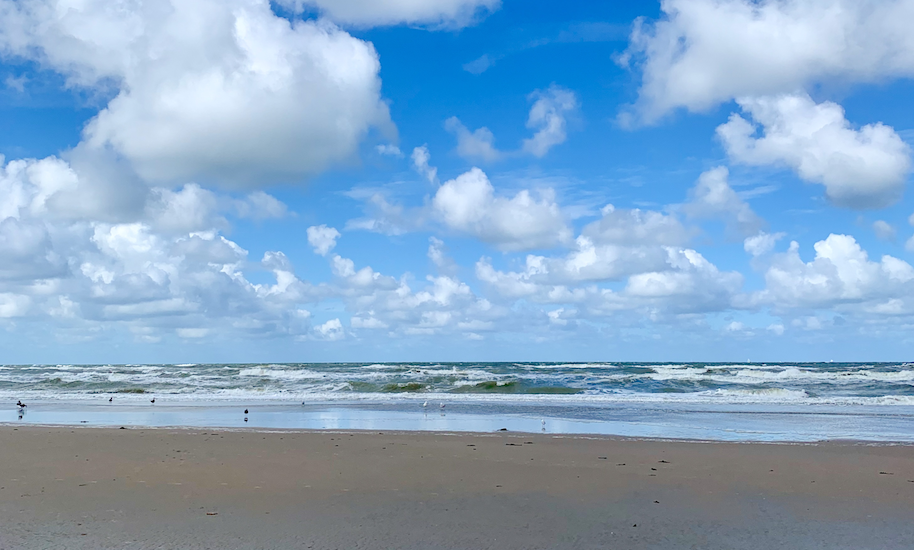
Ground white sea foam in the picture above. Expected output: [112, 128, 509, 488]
[2, 362, 914, 407]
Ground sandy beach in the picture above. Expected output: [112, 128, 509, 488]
[1, 426, 912, 549]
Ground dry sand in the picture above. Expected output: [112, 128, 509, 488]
[1, 426, 913, 549]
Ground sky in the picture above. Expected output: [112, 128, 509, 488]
[1, 0, 914, 364]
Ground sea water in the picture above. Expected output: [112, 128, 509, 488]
[2, 362, 913, 441]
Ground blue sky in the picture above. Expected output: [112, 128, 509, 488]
[1, 0, 914, 363]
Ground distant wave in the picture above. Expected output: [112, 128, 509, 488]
[2, 362, 913, 406]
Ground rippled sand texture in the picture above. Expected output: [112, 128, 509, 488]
[1, 427, 913, 549]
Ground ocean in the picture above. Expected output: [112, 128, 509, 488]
[3, 362, 914, 442]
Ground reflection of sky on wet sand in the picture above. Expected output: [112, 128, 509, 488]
[3, 401, 914, 442]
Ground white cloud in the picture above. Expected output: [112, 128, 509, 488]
[463, 54, 496, 74]
[582, 204, 691, 246]
[376, 144, 403, 157]
[757, 234, 914, 309]
[873, 220, 896, 241]
[444, 117, 501, 162]
[522, 85, 577, 157]
[718, 94, 911, 208]
[350, 316, 387, 329]
[234, 191, 288, 220]
[0, 153, 316, 341]
[547, 308, 569, 326]
[314, 248, 504, 339]
[275, 0, 500, 29]
[684, 167, 765, 237]
[476, 238, 667, 294]
[145, 184, 223, 236]
[444, 85, 577, 161]
[428, 237, 457, 276]
[624, 248, 744, 312]
[622, 0, 914, 121]
[432, 168, 571, 251]
[0, 293, 30, 317]
[473, 200, 699, 293]
[345, 192, 424, 236]
[307, 225, 341, 256]
[177, 328, 209, 339]
[314, 318, 344, 340]
[744, 231, 785, 257]
[411, 145, 438, 184]
[477, 244, 743, 315]
[0, 0, 392, 187]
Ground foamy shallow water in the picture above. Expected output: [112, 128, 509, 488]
[4, 400, 914, 443]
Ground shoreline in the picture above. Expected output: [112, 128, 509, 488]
[2, 426, 913, 549]
[5, 422, 914, 447]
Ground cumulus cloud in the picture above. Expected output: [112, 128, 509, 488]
[476, 238, 666, 295]
[432, 168, 571, 251]
[684, 167, 765, 237]
[473, 204, 697, 295]
[623, 248, 744, 312]
[744, 231, 785, 257]
[313, 318, 344, 340]
[445, 85, 577, 161]
[0, 293, 31, 318]
[477, 244, 743, 315]
[411, 145, 439, 183]
[757, 234, 914, 309]
[622, 0, 914, 121]
[0, 0, 392, 187]
[582, 204, 691, 246]
[314, 247, 503, 339]
[444, 117, 501, 162]
[275, 0, 500, 29]
[307, 225, 341, 256]
[718, 94, 911, 208]
[522, 85, 577, 157]
[0, 153, 314, 341]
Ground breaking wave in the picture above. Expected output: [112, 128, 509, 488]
[1, 362, 913, 406]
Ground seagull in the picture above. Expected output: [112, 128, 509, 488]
[422, 401, 428, 408]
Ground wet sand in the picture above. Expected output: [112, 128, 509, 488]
[1, 426, 912, 549]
